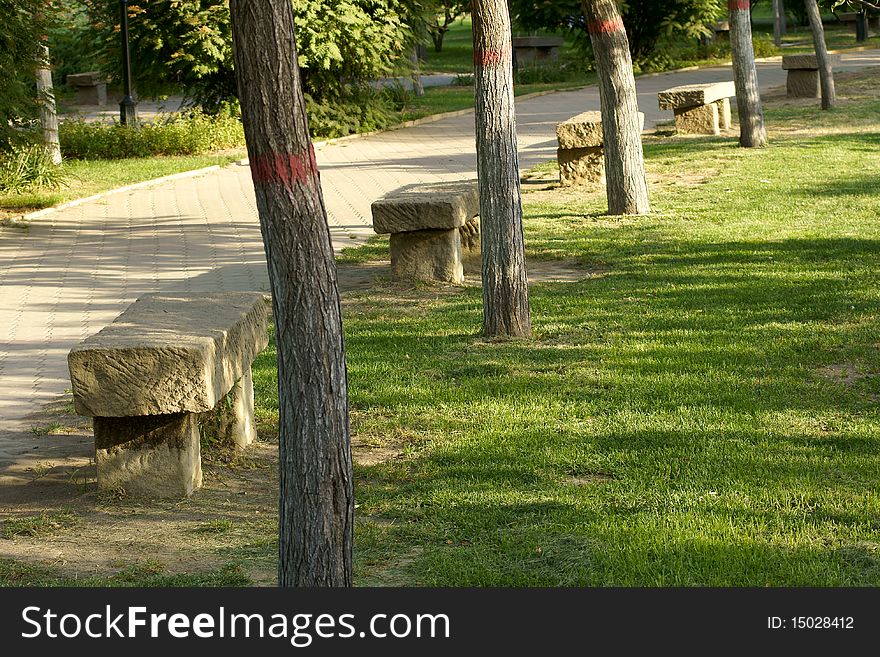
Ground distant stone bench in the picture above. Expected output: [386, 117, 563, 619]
[555, 110, 645, 187]
[512, 36, 564, 68]
[371, 182, 480, 284]
[68, 293, 269, 498]
[782, 53, 841, 98]
[66, 71, 108, 107]
[658, 81, 735, 135]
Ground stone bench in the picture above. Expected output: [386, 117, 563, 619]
[658, 81, 735, 136]
[782, 53, 841, 98]
[66, 71, 108, 107]
[512, 36, 564, 68]
[555, 110, 645, 187]
[68, 292, 269, 498]
[371, 181, 480, 284]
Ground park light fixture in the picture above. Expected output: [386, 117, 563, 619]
[119, 0, 138, 125]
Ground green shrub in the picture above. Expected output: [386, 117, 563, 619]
[59, 109, 244, 160]
[0, 145, 67, 193]
[306, 89, 395, 139]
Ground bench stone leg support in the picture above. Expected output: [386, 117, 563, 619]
[390, 229, 464, 283]
[213, 369, 257, 450]
[674, 103, 720, 135]
[557, 146, 605, 186]
[714, 98, 731, 131]
[786, 69, 820, 98]
[93, 413, 203, 498]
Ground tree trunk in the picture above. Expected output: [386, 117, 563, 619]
[582, 0, 650, 216]
[729, 1, 767, 148]
[471, 0, 532, 338]
[772, 0, 783, 46]
[36, 44, 61, 165]
[431, 26, 446, 52]
[410, 46, 425, 97]
[805, 0, 836, 109]
[229, 0, 353, 587]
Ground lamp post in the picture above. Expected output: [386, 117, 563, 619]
[119, 0, 138, 125]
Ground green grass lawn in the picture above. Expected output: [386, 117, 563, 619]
[253, 72, 880, 587]
[0, 151, 246, 219]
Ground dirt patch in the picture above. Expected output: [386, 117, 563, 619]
[816, 362, 874, 386]
[566, 473, 614, 486]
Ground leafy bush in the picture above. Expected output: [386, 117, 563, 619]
[78, 0, 418, 111]
[0, 144, 67, 193]
[59, 109, 244, 159]
[452, 73, 475, 86]
[306, 89, 395, 139]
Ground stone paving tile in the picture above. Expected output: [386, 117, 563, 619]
[1, 51, 879, 451]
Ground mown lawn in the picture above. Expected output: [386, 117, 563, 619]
[253, 72, 880, 586]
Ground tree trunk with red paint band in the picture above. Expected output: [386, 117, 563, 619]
[729, 1, 768, 148]
[805, 0, 836, 110]
[229, 0, 353, 587]
[581, 0, 649, 216]
[472, 0, 532, 338]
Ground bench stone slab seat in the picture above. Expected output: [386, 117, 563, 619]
[782, 54, 841, 98]
[555, 111, 645, 187]
[372, 181, 480, 283]
[511, 36, 564, 66]
[68, 292, 269, 497]
[657, 81, 735, 135]
[66, 71, 108, 107]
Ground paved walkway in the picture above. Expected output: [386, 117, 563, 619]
[2, 51, 879, 461]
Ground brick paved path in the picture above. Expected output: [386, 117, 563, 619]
[2, 52, 879, 460]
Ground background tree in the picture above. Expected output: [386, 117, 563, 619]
[581, 0, 650, 215]
[805, 0, 836, 109]
[729, 0, 767, 147]
[772, 0, 787, 45]
[229, 0, 354, 586]
[509, 0, 724, 64]
[428, 0, 467, 51]
[471, 0, 532, 338]
[81, 0, 416, 114]
[35, 43, 61, 164]
[0, 0, 52, 149]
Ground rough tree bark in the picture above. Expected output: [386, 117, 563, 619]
[36, 43, 60, 165]
[471, 0, 532, 338]
[581, 0, 649, 216]
[729, 1, 768, 148]
[229, 0, 353, 587]
[410, 46, 425, 97]
[805, 0, 836, 109]
[772, 0, 785, 46]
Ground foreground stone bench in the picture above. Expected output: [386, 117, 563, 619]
[66, 71, 108, 107]
[782, 53, 841, 98]
[372, 181, 480, 284]
[68, 292, 269, 497]
[512, 36, 564, 68]
[555, 111, 645, 187]
[658, 81, 735, 135]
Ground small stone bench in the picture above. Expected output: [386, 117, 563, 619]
[66, 71, 108, 107]
[371, 182, 480, 284]
[512, 36, 564, 68]
[782, 53, 841, 98]
[658, 81, 735, 135]
[68, 292, 269, 498]
[555, 110, 645, 187]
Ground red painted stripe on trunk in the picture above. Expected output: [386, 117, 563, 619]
[728, 0, 750, 10]
[250, 145, 318, 187]
[587, 17, 625, 35]
[474, 47, 511, 67]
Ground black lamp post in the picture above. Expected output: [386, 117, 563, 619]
[119, 0, 138, 125]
